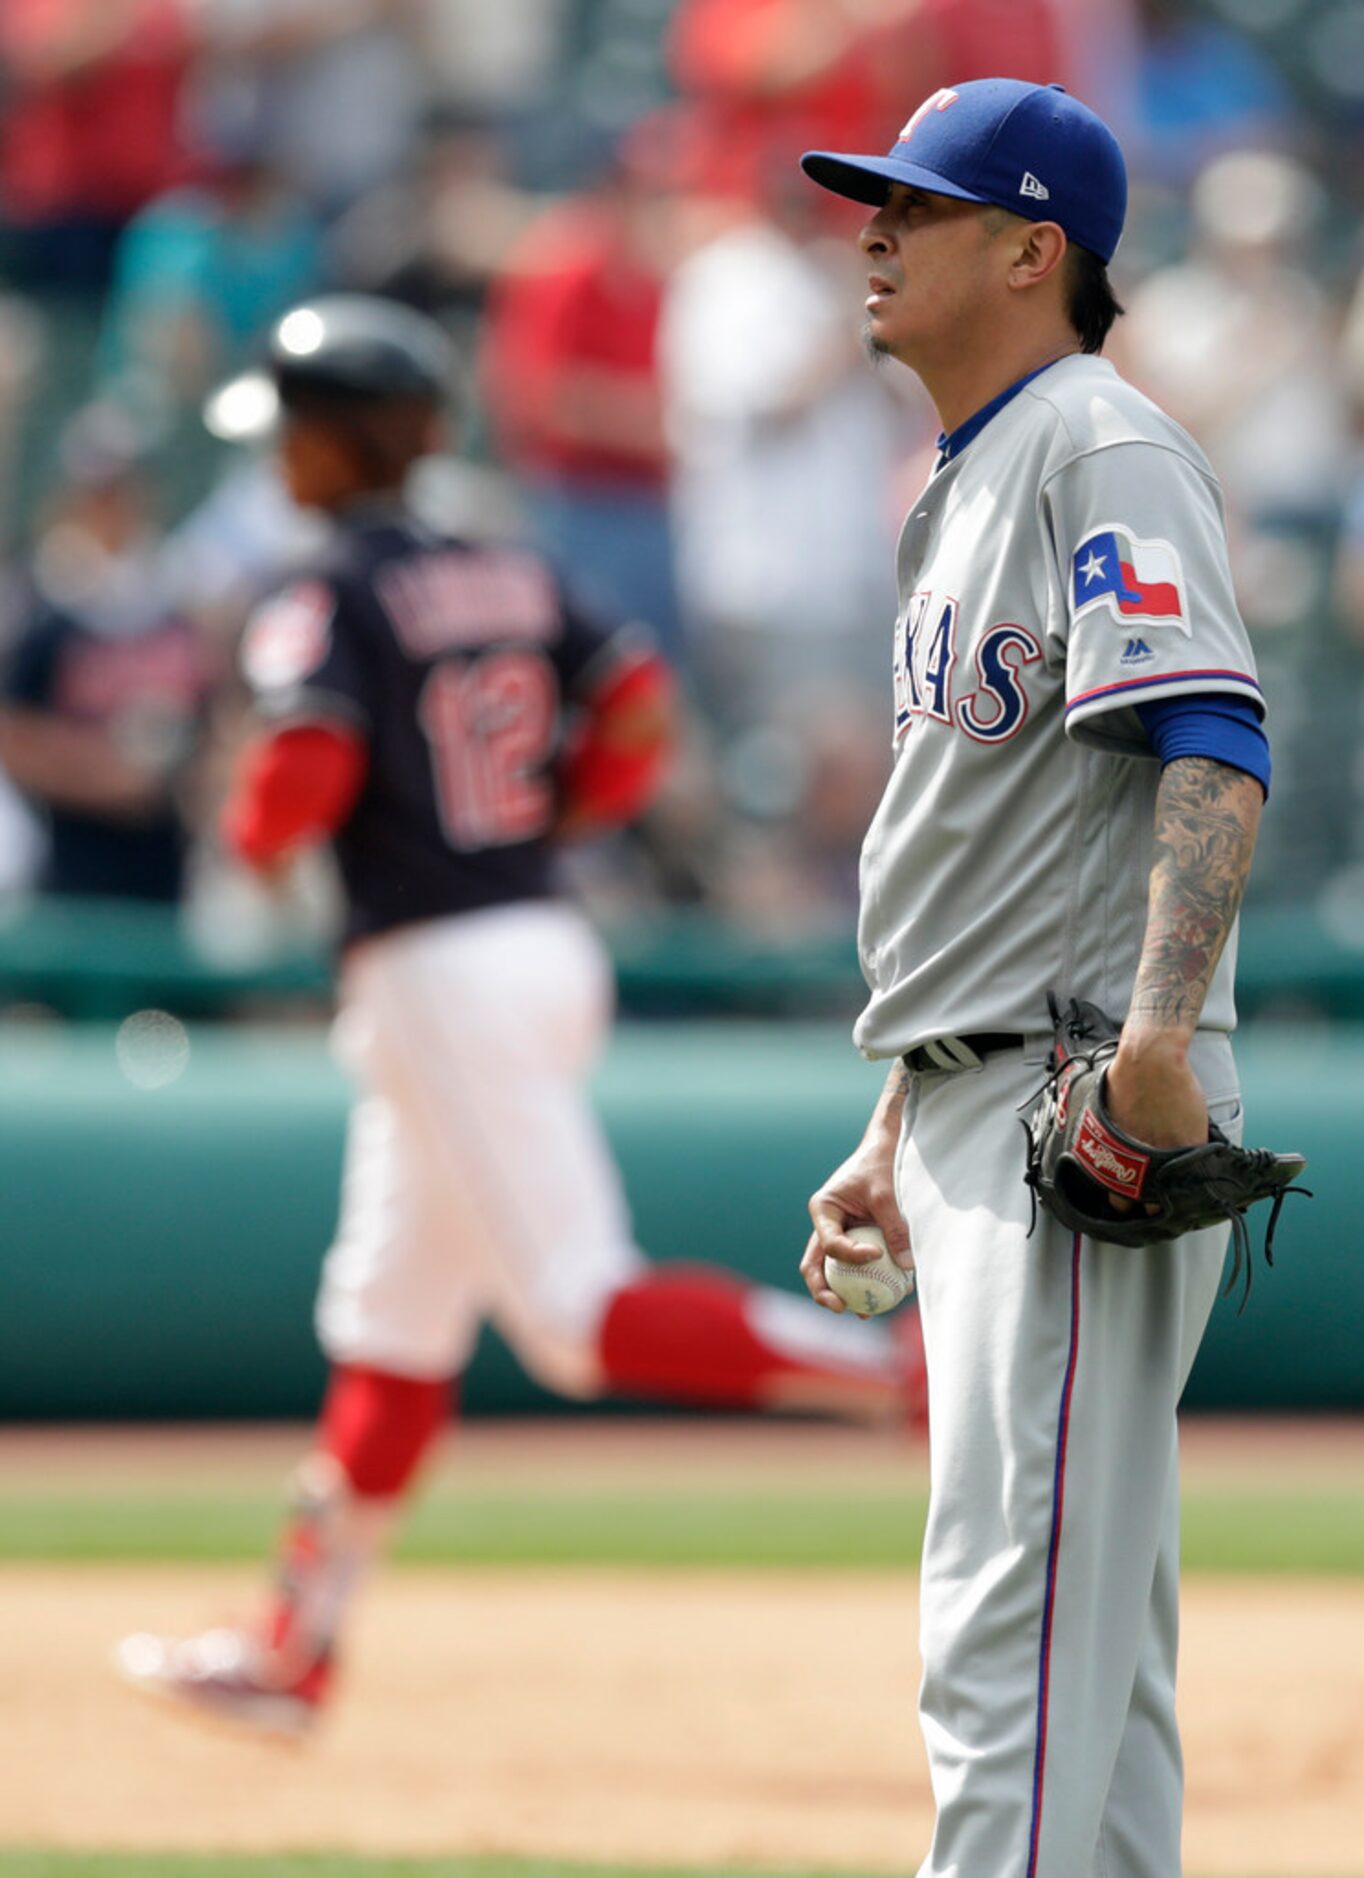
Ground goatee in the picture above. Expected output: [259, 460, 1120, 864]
[861, 319, 891, 364]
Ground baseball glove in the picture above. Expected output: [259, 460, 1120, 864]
[1023, 995, 1308, 1304]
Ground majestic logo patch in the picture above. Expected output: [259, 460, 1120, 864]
[1071, 526, 1189, 633]
[1020, 172, 1050, 201]
[241, 581, 335, 690]
[1120, 637, 1155, 665]
[1073, 1110, 1150, 1198]
[897, 88, 959, 143]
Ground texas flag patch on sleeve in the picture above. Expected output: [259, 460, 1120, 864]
[1071, 526, 1188, 634]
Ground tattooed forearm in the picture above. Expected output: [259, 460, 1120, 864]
[1128, 756, 1262, 1033]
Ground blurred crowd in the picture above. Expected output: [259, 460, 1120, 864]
[0, 0, 1363, 963]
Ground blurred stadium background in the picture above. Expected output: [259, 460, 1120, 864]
[0, 0, 1360, 1415]
[0, 5, 1362, 1875]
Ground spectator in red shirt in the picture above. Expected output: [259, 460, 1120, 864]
[667, 0, 885, 186]
[0, 0, 194, 293]
[480, 128, 683, 661]
[666, 0, 1069, 213]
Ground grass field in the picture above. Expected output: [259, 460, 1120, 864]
[0, 1853, 1352, 1878]
[1, 1473, 1362, 1574]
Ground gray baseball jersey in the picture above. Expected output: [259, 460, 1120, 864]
[855, 353, 1261, 1059]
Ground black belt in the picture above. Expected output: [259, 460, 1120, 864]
[902, 1031, 1026, 1074]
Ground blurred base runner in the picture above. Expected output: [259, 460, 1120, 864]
[115, 295, 924, 1738]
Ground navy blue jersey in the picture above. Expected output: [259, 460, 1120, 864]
[239, 505, 643, 942]
[1, 598, 207, 902]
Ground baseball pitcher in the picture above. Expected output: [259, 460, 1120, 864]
[798, 80, 1302, 1878]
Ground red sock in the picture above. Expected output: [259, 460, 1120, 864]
[262, 1365, 452, 1667]
[318, 1362, 452, 1496]
[597, 1264, 895, 1411]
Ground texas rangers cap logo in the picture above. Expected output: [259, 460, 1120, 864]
[1071, 525, 1189, 634]
[897, 88, 959, 143]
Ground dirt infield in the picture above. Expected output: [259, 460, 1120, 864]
[2, 1568, 1362, 1874]
[0, 1421, 1361, 1876]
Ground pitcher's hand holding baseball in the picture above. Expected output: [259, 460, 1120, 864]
[802, 1100, 914, 1313]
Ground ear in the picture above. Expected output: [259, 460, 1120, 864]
[1007, 221, 1069, 292]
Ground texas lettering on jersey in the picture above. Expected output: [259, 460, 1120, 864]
[893, 589, 1043, 745]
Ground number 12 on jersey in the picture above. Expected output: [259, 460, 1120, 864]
[418, 649, 558, 848]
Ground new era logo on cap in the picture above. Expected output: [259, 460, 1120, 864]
[1020, 172, 1050, 201]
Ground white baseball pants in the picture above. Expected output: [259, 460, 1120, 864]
[898, 1037, 1239, 1878]
[316, 902, 645, 1396]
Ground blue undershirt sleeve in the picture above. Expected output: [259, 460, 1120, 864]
[1135, 694, 1270, 798]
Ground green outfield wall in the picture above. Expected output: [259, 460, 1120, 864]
[0, 1020, 1354, 1418]
[2, 894, 1364, 1024]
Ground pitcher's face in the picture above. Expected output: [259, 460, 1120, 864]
[859, 185, 1008, 369]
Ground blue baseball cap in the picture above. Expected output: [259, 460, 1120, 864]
[801, 78, 1127, 264]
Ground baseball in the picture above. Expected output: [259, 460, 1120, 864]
[823, 1224, 915, 1316]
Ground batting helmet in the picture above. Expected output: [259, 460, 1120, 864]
[267, 296, 454, 409]
[203, 296, 455, 444]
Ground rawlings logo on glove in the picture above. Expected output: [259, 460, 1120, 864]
[1022, 995, 1309, 1305]
[1073, 1110, 1149, 1194]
